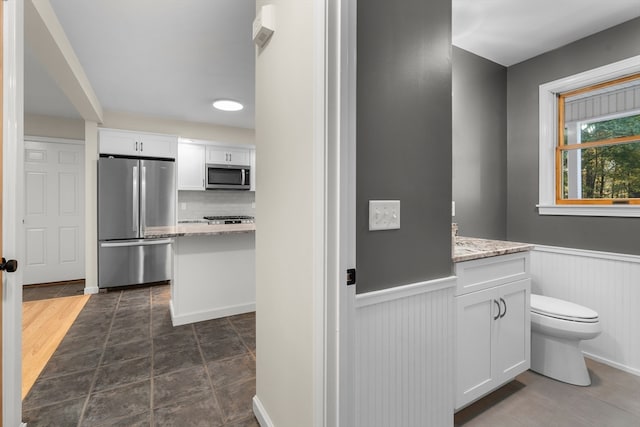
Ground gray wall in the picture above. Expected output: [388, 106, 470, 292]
[507, 17, 640, 254]
[453, 47, 507, 240]
[356, 0, 452, 293]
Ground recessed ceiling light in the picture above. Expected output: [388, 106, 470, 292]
[212, 99, 244, 112]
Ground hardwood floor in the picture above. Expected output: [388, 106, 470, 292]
[456, 358, 640, 426]
[22, 294, 90, 399]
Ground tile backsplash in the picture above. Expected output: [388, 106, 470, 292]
[177, 190, 255, 220]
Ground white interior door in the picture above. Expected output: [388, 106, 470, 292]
[23, 139, 85, 285]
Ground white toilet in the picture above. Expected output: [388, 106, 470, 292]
[530, 294, 601, 386]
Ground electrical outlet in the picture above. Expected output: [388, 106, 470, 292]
[180, 202, 187, 210]
[369, 200, 400, 231]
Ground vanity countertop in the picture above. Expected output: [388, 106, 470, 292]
[453, 236, 534, 263]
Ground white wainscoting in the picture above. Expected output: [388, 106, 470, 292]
[531, 246, 640, 376]
[355, 276, 456, 427]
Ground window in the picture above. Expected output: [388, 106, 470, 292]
[538, 55, 640, 217]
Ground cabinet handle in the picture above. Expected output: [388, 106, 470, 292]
[493, 299, 501, 320]
[141, 141, 144, 152]
[135, 141, 139, 151]
[499, 298, 507, 319]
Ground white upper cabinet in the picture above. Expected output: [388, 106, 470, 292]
[177, 143, 206, 191]
[99, 128, 177, 159]
[205, 145, 250, 165]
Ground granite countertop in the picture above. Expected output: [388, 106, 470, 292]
[144, 223, 256, 238]
[453, 236, 534, 263]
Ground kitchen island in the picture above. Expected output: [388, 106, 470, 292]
[146, 223, 255, 326]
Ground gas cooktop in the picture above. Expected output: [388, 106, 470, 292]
[203, 215, 255, 225]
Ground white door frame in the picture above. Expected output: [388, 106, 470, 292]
[3, 0, 357, 425]
[321, 0, 357, 425]
[3, 0, 24, 426]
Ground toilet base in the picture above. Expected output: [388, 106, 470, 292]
[530, 330, 591, 386]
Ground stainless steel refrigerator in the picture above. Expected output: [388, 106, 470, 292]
[98, 156, 175, 288]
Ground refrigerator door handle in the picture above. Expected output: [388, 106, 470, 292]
[141, 165, 147, 232]
[132, 165, 139, 233]
[100, 239, 173, 248]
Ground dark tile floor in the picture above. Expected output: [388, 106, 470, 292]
[22, 284, 259, 427]
[23, 281, 86, 302]
[455, 358, 640, 426]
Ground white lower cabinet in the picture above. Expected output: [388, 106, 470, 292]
[454, 253, 531, 411]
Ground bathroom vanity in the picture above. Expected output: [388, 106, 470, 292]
[453, 237, 534, 410]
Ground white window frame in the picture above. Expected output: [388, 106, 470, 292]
[538, 54, 640, 217]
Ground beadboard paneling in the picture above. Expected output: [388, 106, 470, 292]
[355, 278, 455, 427]
[531, 246, 640, 376]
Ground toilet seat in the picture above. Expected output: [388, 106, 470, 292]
[531, 294, 599, 323]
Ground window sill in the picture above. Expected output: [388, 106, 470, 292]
[537, 204, 640, 217]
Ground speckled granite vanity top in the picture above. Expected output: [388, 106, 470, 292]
[453, 236, 534, 263]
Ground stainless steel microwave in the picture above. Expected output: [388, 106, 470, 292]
[206, 164, 251, 190]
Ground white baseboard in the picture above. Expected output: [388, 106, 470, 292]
[585, 352, 640, 377]
[253, 395, 275, 427]
[170, 301, 256, 326]
[84, 286, 99, 295]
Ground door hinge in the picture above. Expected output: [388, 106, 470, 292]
[346, 268, 356, 286]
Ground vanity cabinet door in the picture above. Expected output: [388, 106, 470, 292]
[455, 287, 499, 410]
[455, 277, 531, 411]
[495, 279, 531, 382]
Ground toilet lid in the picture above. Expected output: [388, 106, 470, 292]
[531, 294, 599, 322]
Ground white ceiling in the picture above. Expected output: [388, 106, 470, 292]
[26, 0, 256, 128]
[453, 0, 640, 66]
[24, 1, 640, 129]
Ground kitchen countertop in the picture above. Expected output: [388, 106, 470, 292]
[453, 236, 534, 263]
[144, 223, 256, 238]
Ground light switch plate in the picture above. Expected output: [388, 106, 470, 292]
[369, 200, 400, 231]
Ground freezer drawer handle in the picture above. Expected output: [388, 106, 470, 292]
[100, 239, 173, 248]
